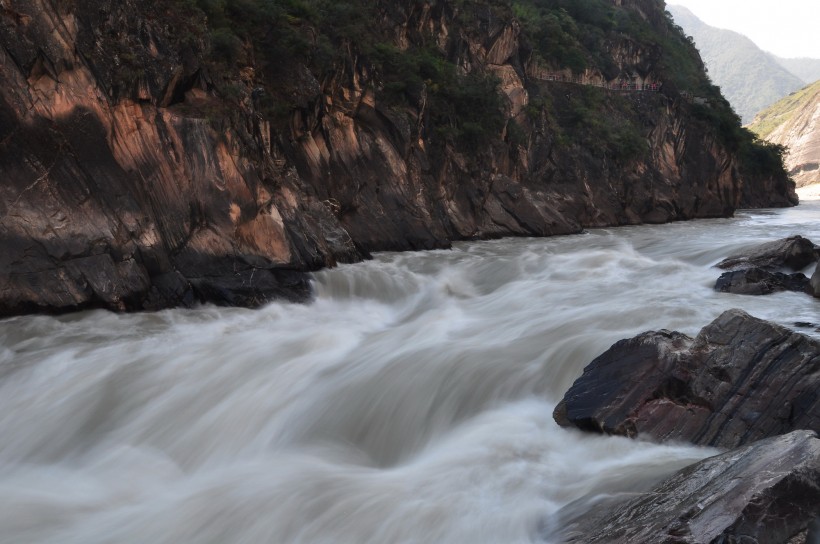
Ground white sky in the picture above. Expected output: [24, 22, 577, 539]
[666, 0, 820, 59]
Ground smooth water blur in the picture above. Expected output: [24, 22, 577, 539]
[0, 201, 818, 543]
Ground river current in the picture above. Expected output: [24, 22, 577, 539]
[1, 200, 818, 543]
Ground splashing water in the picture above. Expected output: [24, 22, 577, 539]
[0, 202, 818, 543]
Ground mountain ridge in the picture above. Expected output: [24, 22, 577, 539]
[667, 4, 806, 124]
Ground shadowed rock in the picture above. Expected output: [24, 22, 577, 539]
[715, 267, 810, 295]
[716, 235, 817, 271]
[812, 262, 820, 298]
[554, 309, 820, 448]
[562, 430, 820, 544]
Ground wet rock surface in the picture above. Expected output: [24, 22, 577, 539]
[715, 267, 810, 295]
[812, 262, 820, 298]
[714, 236, 819, 296]
[554, 309, 820, 448]
[562, 430, 820, 544]
[717, 235, 817, 271]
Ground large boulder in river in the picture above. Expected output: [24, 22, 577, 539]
[716, 235, 817, 271]
[553, 309, 820, 448]
[562, 430, 820, 544]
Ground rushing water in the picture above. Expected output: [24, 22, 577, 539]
[1, 200, 819, 544]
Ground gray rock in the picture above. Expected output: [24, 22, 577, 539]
[554, 309, 820, 448]
[715, 267, 810, 295]
[562, 430, 820, 544]
[716, 235, 817, 271]
[811, 262, 820, 298]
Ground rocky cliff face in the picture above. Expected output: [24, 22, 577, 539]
[751, 80, 820, 188]
[0, 0, 797, 316]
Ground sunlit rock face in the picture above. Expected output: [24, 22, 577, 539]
[754, 81, 820, 188]
[0, 0, 796, 316]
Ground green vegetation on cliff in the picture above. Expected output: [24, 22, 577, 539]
[169, 0, 507, 147]
[748, 79, 820, 187]
[159, 0, 784, 176]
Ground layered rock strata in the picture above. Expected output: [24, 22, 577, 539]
[554, 309, 820, 448]
[714, 235, 818, 295]
[562, 430, 820, 544]
[716, 235, 817, 271]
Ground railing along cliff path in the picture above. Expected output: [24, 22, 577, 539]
[541, 73, 662, 92]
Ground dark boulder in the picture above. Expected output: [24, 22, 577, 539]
[812, 262, 820, 298]
[562, 430, 820, 544]
[715, 267, 810, 295]
[716, 235, 817, 271]
[554, 309, 820, 448]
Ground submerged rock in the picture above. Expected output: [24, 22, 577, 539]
[563, 430, 820, 544]
[716, 235, 817, 271]
[554, 309, 820, 448]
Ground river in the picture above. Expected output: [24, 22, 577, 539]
[0, 200, 818, 543]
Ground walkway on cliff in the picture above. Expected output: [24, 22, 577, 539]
[542, 73, 661, 92]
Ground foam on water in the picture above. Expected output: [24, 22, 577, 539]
[0, 201, 818, 543]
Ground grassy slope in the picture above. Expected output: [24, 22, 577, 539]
[749, 80, 820, 139]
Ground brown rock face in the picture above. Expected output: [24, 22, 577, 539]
[0, 0, 359, 315]
[563, 430, 820, 544]
[554, 309, 820, 448]
[0, 0, 798, 316]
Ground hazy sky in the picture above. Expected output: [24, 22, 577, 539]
[666, 0, 820, 59]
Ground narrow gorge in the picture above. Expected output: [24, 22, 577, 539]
[0, 0, 797, 316]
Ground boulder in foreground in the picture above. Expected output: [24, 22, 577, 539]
[554, 309, 820, 448]
[562, 430, 820, 544]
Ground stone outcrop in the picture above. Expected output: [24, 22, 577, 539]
[562, 430, 820, 544]
[714, 235, 818, 296]
[554, 309, 820, 448]
[668, 5, 807, 125]
[716, 235, 818, 271]
[0, 0, 362, 315]
[715, 267, 810, 295]
[0, 0, 798, 316]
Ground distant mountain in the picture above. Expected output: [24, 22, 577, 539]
[668, 5, 805, 123]
[769, 56, 820, 85]
[749, 80, 820, 188]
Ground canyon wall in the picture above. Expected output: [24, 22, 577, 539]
[0, 0, 797, 316]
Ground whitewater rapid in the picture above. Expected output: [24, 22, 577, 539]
[0, 201, 818, 543]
